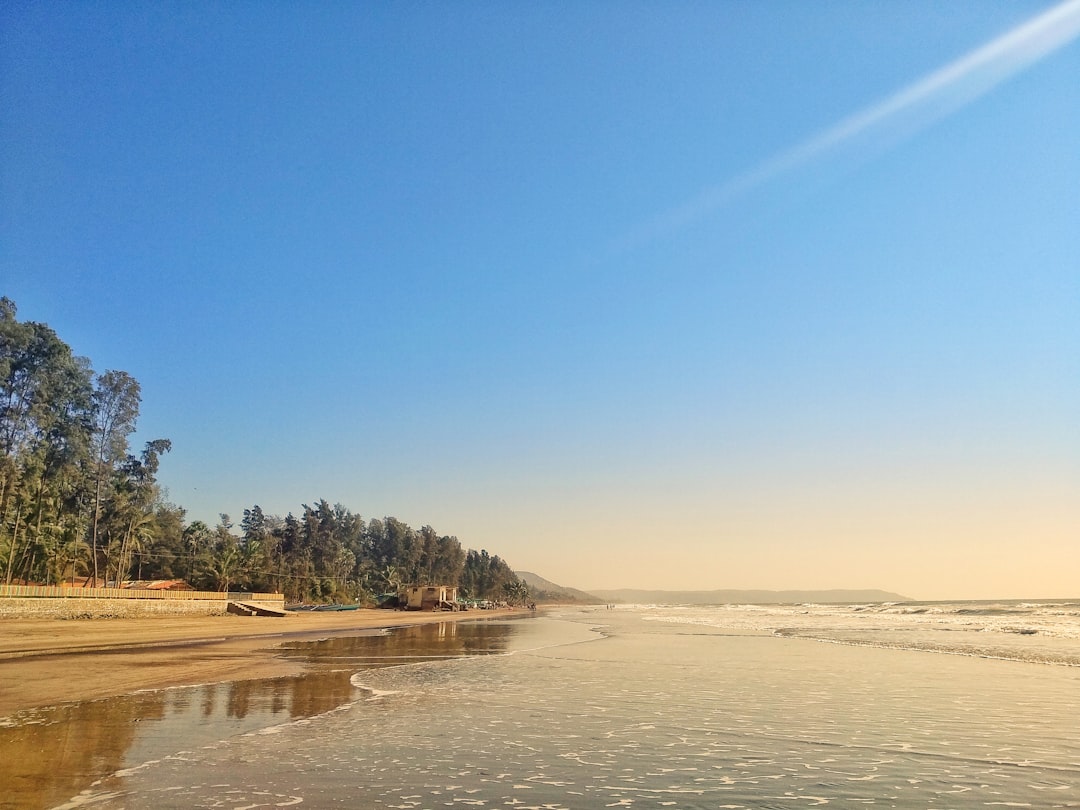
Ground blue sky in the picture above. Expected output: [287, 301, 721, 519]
[3, 1, 1078, 599]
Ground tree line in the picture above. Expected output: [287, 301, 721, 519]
[0, 298, 526, 604]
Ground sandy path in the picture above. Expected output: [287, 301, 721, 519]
[0, 607, 520, 716]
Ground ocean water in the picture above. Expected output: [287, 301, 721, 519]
[12, 601, 1080, 809]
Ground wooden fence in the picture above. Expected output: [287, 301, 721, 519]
[0, 584, 284, 602]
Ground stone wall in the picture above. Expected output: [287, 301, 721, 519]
[0, 597, 233, 619]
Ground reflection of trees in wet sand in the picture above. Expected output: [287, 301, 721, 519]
[201, 683, 216, 718]
[151, 622, 516, 730]
[288, 671, 357, 718]
[1, 620, 520, 809]
[0, 693, 165, 810]
[217, 672, 355, 720]
[278, 620, 514, 666]
[225, 677, 254, 719]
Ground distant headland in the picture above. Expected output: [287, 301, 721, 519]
[514, 571, 912, 605]
[585, 588, 912, 605]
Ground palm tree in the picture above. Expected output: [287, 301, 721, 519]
[117, 509, 155, 583]
[183, 521, 211, 582]
[381, 564, 402, 594]
[204, 542, 241, 593]
[502, 579, 530, 606]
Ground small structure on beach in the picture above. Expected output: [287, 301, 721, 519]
[374, 592, 403, 609]
[404, 584, 459, 611]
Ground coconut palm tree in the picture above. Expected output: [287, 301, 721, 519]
[381, 564, 402, 594]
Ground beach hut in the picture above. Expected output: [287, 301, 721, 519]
[404, 585, 459, 611]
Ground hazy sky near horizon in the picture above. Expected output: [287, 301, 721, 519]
[3, 1, 1078, 600]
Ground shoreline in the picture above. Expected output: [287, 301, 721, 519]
[0, 607, 524, 717]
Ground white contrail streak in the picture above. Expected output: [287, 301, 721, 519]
[615, 0, 1080, 251]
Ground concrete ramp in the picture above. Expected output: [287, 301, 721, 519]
[228, 601, 288, 617]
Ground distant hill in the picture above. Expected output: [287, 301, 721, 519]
[516, 572, 605, 604]
[587, 588, 912, 605]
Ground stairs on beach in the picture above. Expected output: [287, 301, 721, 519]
[228, 601, 288, 617]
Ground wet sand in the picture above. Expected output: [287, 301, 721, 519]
[0, 607, 521, 716]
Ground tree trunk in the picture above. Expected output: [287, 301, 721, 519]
[4, 502, 23, 585]
[90, 469, 103, 586]
[32, 469, 47, 583]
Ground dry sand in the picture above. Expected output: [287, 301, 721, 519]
[0, 607, 521, 716]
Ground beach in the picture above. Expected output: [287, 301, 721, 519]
[6, 601, 1080, 809]
[0, 606, 521, 717]
[1, 607, 532, 810]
